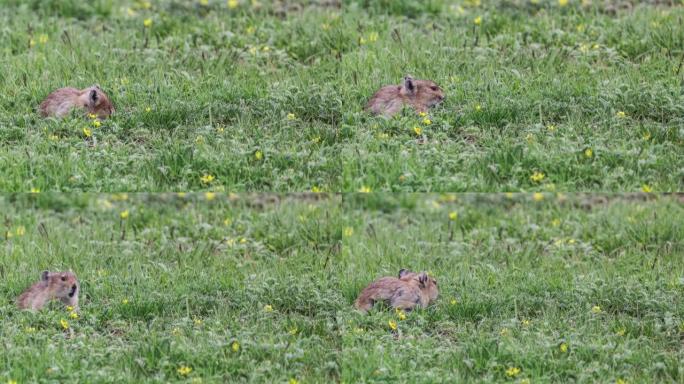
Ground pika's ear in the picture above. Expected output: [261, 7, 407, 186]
[418, 272, 428, 287]
[398, 269, 411, 278]
[41, 271, 50, 281]
[403, 76, 415, 94]
[89, 89, 98, 104]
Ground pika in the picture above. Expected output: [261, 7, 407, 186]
[354, 269, 439, 313]
[39, 85, 114, 118]
[17, 271, 80, 311]
[365, 76, 445, 117]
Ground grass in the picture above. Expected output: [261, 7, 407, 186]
[1, 193, 683, 382]
[0, 0, 683, 191]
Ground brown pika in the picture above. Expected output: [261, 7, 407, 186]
[365, 76, 445, 117]
[17, 271, 80, 312]
[39, 85, 114, 119]
[354, 268, 439, 313]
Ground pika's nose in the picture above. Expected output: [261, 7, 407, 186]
[72, 284, 77, 290]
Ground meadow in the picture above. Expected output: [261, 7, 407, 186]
[1, 193, 682, 383]
[0, 0, 683, 192]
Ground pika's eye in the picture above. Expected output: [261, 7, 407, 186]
[61, 276, 66, 281]
[430, 86, 439, 91]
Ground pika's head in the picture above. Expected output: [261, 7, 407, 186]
[398, 269, 439, 302]
[43, 271, 79, 299]
[79, 85, 115, 118]
[400, 76, 445, 108]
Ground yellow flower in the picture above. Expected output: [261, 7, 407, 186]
[70, 312, 79, 319]
[204, 192, 216, 201]
[353, 327, 364, 334]
[60, 319, 69, 330]
[616, 379, 626, 384]
[25, 326, 36, 333]
[311, 186, 322, 193]
[39, 34, 49, 44]
[359, 37, 367, 45]
[584, 148, 593, 158]
[591, 305, 602, 314]
[227, 0, 239, 8]
[448, 211, 458, 221]
[217, 126, 224, 133]
[500, 328, 510, 337]
[530, 171, 545, 183]
[87, 113, 97, 119]
[254, 150, 263, 160]
[641, 184, 653, 193]
[475, 104, 482, 112]
[8, 380, 17, 384]
[450, 299, 458, 305]
[396, 309, 407, 321]
[145, 107, 151, 113]
[418, 112, 427, 117]
[171, 327, 181, 336]
[30, 187, 41, 193]
[413, 126, 423, 136]
[521, 319, 530, 327]
[343, 227, 354, 237]
[288, 379, 299, 384]
[177, 366, 192, 376]
[231, 340, 240, 352]
[195, 136, 205, 144]
[288, 327, 298, 335]
[368, 32, 379, 42]
[388, 319, 398, 331]
[532, 193, 544, 202]
[199, 0, 209, 5]
[194, 318, 203, 326]
[551, 218, 561, 227]
[642, 132, 651, 141]
[246, 26, 256, 34]
[559, 342, 568, 353]
[263, 304, 274, 312]
[616, 327, 626, 336]
[120, 210, 129, 220]
[547, 124, 556, 132]
[286, 113, 296, 120]
[15, 226, 26, 236]
[140, 1, 152, 9]
[358, 186, 371, 193]
[520, 379, 531, 384]
[616, 111, 626, 118]
[29, 39, 35, 48]
[143, 18, 153, 28]
[122, 298, 129, 305]
[83, 127, 92, 137]
[422, 118, 432, 125]
[505, 367, 521, 377]
[92, 119, 101, 128]
[200, 174, 215, 184]
[558, 0, 569, 6]
[474, 16, 482, 25]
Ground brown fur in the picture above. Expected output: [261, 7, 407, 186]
[17, 271, 80, 311]
[365, 76, 445, 117]
[39, 85, 114, 119]
[354, 269, 439, 313]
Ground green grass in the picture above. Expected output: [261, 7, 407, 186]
[0, 0, 683, 191]
[1, 193, 682, 382]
